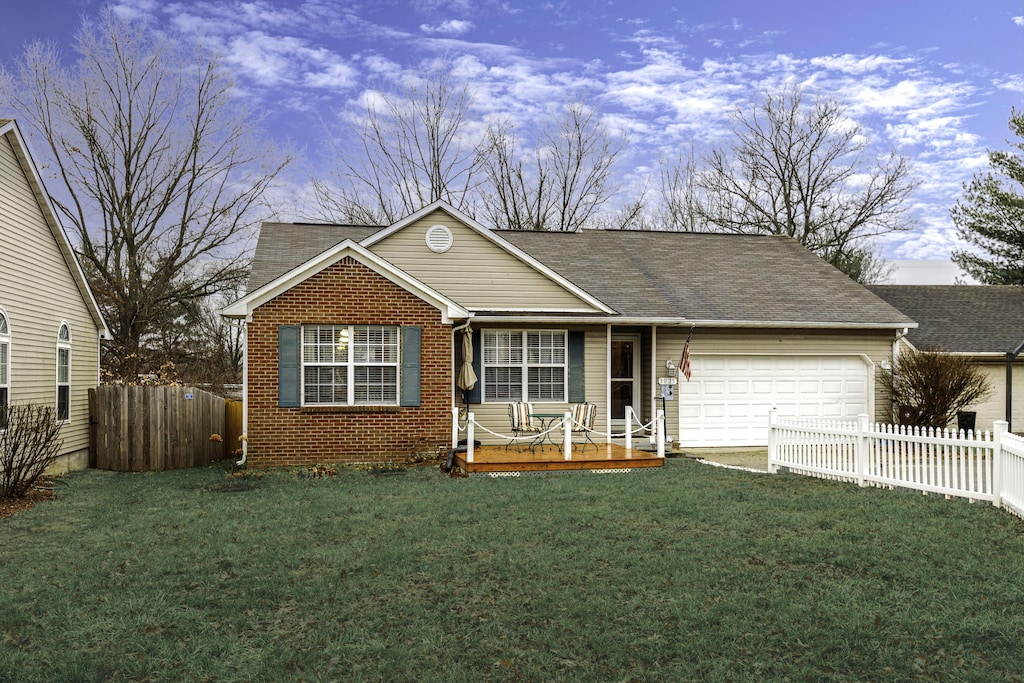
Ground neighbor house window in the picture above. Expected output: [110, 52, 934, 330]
[57, 322, 71, 421]
[0, 310, 9, 425]
[483, 330, 567, 402]
[302, 325, 399, 405]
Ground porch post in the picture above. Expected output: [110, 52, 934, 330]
[564, 411, 572, 460]
[467, 412, 475, 463]
[625, 405, 633, 451]
[606, 323, 613, 444]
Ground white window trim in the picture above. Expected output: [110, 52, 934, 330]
[301, 324, 400, 406]
[56, 321, 71, 423]
[482, 329, 568, 404]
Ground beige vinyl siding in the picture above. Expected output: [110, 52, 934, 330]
[654, 327, 896, 440]
[372, 210, 600, 312]
[461, 325, 609, 446]
[0, 134, 101, 470]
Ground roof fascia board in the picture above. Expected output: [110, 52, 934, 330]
[472, 315, 918, 328]
[360, 200, 615, 315]
[221, 238, 471, 323]
[1, 120, 111, 340]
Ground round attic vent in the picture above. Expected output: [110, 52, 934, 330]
[425, 224, 453, 253]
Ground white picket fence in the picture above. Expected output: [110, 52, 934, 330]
[767, 409, 1024, 521]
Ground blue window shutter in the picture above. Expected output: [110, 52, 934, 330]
[568, 330, 585, 403]
[465, 329, 482, 404]
[278, 325, 300, 407]
[401, 326, 421, 407]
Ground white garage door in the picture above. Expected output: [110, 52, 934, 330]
[676, 355, 870, 447]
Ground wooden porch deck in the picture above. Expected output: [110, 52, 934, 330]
[452, 442, 664, 474]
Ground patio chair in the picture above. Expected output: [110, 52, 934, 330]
[570, 401, 598, 452]
[507, 402, 541, 450]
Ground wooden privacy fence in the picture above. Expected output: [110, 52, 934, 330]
[768, 409, 1024, 522]
[90, 386, 228, 471]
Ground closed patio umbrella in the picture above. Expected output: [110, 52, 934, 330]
[457, 324, 477, 392]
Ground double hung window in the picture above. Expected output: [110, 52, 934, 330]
[302, 325, 399, 405]
[483, 330, 567, 403]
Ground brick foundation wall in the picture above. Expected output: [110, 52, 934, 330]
[246, 256, 452, 467]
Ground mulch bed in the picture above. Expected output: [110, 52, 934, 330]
[0, 478, 58, 519]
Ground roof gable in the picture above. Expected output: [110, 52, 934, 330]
[366, 203, 611, 314]
[223, 238, 470, 322]
[0, 119, 109, 338]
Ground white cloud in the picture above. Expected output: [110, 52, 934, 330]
[810, 54, 914, 74]
[1014, 16, 1023, 27]
[419, 19, 475, 36]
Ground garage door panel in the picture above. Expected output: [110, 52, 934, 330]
[678, 355, 869, 447]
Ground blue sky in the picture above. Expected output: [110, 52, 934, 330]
[1, 0, 1022, 260]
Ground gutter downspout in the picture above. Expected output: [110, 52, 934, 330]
[1006, 339, 1024, 432]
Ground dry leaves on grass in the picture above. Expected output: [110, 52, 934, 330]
[0, 478, 57, 519]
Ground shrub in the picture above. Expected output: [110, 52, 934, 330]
[882, 347, 992, 430]
[0, 404, 64, 499]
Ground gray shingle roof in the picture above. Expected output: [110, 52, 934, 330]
[868, 285, 1024, 353]
[248, 223, 382, 291]
[499, 230, 913, 325]
[247, 220, 913, 326]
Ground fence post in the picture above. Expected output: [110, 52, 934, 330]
[993, 420, 1007, 508]
[467, 412, 475, 463]
[451, 406, 459, 450]
[625, 405, 632, 451]
[656, 409, 665, 458]
[856, 413, 870, 487]
[767, 408, 778, 473]
[564, 411, 572, 460]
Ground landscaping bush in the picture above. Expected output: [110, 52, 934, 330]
[0, 403, 63, 499]
[882, 347, 993, 430]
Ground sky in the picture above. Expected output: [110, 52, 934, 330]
[1, 0, 1022, 262]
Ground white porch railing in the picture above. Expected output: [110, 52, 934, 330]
[451, 406, 665, 464]
[768, 408, 1024, 521]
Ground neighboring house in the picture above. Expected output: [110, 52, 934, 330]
[223, 201, 914, 467]
[868, 285, 1024, 432]
[0, 119, 109, 473]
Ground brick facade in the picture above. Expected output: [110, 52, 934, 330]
[246, 256, 452, 467]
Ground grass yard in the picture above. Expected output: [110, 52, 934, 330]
[2, 459, 1023, 682]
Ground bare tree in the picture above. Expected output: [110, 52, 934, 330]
[313, 62, 481, 224]
[2, 10, 289, 381]
[693, 85, 915, 281]
[480, 102, 627, 231]
[1, 404, 63, 500]
[654, 147, 705, 232]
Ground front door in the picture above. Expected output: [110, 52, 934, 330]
[611, 334, 641, 433]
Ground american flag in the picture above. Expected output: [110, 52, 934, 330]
[680, 325, 694, 381]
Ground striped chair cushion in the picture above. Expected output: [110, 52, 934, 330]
[512, 402, 540, 432]
[571, 402, 595, 431]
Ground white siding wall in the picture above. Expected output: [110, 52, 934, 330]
[0, 134, 101, 471]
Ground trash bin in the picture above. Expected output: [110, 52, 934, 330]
[957, 411, 977, 433]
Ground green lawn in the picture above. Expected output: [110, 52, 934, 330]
[2, 459, 1023, 682]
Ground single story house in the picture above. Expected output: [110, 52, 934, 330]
[868, 285, 1024, 432]
[223, 201, 915, 467]
[0, 119, 110, 472]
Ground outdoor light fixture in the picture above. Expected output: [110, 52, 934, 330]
[665, 359, 676, 374]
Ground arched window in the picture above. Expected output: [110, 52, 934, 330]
[0, 309, 9, 422]
[57, 322, 71, 422]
